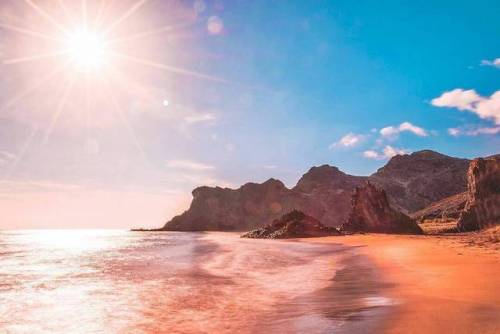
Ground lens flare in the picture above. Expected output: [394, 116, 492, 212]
[66, 30, 109, 70]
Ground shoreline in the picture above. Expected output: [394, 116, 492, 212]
[198, 233, 398, 333]
[308, 234, 500, 333]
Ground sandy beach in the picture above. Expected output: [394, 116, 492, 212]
[311, 234, 500, 334]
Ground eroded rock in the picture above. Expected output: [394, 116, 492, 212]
[457, 157, 500, 231]
[341, 182, 423, 234]
[241, 210, 340, 239]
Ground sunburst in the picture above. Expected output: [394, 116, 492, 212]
[0, 0, 230, 182]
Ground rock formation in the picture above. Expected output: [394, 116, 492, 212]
[411, 192, 467, 222]
[241, 210, 340, 239]
[160, 150, 472, 232]
[369, 150, 469, 213]
[292, 165, 366, 226]
[163, 178, 300, 231]
[457, 157, 500, 231]
[341, 182, 423, 234]
[162, 165, 365, 231]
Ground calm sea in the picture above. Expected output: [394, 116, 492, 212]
[0, 230, 392, 333]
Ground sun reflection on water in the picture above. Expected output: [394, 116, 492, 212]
[15, 229, 127, 251]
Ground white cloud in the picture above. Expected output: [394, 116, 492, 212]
[431, 89, 500, 125]
[448, 128, 461, 136]
[379, 126, 399, 138]
[263, 165, 277, 170]
[363, 145, 410, 160]
[398, 122, 428, 137]
[448, 126, 500, 137]
[383, 145, 409, 158]
[0, 150, 15, 160]
[480, 58, 500, 69]
[165, 160, 215, 171]
[330, 132, 366, 149]
[379, 122, 428, 139]
[184, 113, 216, 124]
[225, 143, 235, 152]
[431, 89, 482, 111]
[0, 150, 15, 166]
[363, 150, 379, 159]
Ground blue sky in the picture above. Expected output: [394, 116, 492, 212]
[0, 0, 498, 228]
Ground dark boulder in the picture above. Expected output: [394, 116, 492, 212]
[241, 210, 340, 239]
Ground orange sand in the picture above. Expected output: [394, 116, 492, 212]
[314, 234, 500, 333]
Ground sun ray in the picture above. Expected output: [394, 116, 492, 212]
[113, 52, 230, 84]
[94, 0, 114, 28]
[43, 74, 76, 144]
[108, 68, 160, 109]
[103, 0, 149, 36]
[0, 61, 69, 114]
[84, 72, 92, 152]
[0, 22, 61, 42]
[108, 22, 193, 45]
[2, 124, 39, 182]
[57, 0, 76, 23]
[105, 79, 145, 154]
[2, 50, 69, 65]
[82, 0, 88, 29]
[24, 0, 69, 35]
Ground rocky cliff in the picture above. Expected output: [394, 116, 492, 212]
[341, 182, 423, 234]
[161, 150, 472, 232]
[411, 192, 467, 222]
[241, 210, 340, 239]
[292, 165, 366, 226]
[162, 165, 365, 231]
[163, 178, 301, 231]
[369, 150, 469, 213]
[457, 157, 500, 231]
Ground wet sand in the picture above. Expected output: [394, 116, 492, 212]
[311, 234, 500, 334]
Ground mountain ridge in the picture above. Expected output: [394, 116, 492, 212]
[161, 149, 475, 231]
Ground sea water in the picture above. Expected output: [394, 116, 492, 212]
[0, 230, 390, 333]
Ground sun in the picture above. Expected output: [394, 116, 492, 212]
[0, 0, 228, 146]
[65, 30, 110, 71]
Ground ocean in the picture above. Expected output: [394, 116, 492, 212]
[0, 230, 392, 333]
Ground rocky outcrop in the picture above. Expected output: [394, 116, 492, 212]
[292, 165, 366, 226]
[241, 210, 340, 239]
[411, 192, 467, 222]
[369, 150, 469, 213]
[457, 157, 500, 231]
[341, 182, 423, 234]
[161, 150, 474, 232]
[163, 178, 300, 231]
[162, 165, 366, 231]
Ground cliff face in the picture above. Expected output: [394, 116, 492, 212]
[457, 157, 500, 231]
[369, 150, 470, 213]
[163, 179, 301, 231]
[241, 210, 340, 239]
[341, 182, 423, 234]
[161, 150, 473, 232]
[411, 192, 467, 222]
[163, 165, 365, 231]
[292, 165, 366, 226]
